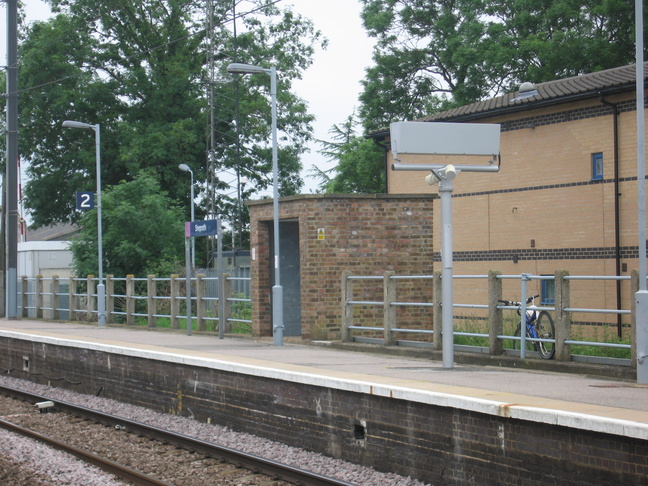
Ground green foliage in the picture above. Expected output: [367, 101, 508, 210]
[358, 0, 646, 130]
[313, 112, 385, 194]
[70, 173, 184, 278]
[13, 1, 325, 238]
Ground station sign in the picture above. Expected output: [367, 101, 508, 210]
[185, 220, 218, 238]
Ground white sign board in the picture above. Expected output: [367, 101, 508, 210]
[390, 121, 501, 158]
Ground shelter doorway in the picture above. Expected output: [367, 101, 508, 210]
[269, 221, 301, 336]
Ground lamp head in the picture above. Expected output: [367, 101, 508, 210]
[227, 62, 268, 75]
[178, 163, 192, 173]
[63, 120, 95, 130]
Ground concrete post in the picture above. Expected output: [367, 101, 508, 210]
[433, 271, 442, 351]
[87, 276, 96, 322]
[222, 273, 232, 333]
[488, 271, 503, 355]
[196, 274, 206, 332]
[68, 277, 77, 321]
[170, 274, 180, 329]
[147, 275, 157, 328]
[52, 277, 60, 320]
[21, 277, 28, 318]
[384, 271, 396, 346]
[554, 270, 571, 362]
[105, 275, 114, 324]
[35, 276, 43, 319]
[341, 271, 353, 342]
[126, 275, 135, 326]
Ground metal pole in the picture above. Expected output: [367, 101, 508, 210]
[635, 0, 648, 383]
[185, 237, 192, 336]
[439, 176, 454, 368]
[519, 274, 530, 359]
[190, 170, 195, 272]
[217, 218, 225, 339]
[5, 0, 18, 318]
[269, 66, 284, 346]
[94, 125, 106, 327]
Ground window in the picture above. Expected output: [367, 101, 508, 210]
[592, 152, 603, 180]
[541, 278, 555, 305]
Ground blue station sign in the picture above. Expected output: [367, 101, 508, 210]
[185, 220, 218, 238]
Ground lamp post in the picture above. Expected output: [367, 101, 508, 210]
[178, 164, 196, 271]
[227, 62, 283, 346]
[63, 120, 105, 327]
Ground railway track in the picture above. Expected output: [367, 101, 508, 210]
[0, 384, 356, 486]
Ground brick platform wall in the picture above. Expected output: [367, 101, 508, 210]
[3, 336, 646, 485]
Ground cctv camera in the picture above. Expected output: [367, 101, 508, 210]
[444, 165, 457, 181]
[425, 172, 438, 186]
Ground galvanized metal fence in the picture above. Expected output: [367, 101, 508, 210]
[18, 271, 252, 334]
[342, 270, 638, 367]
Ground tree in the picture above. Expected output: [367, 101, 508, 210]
[13, 0, 324, 232]
[358, 0, 646, 131]
[313, 113, 385, 194]
[70, 172, 185, 278]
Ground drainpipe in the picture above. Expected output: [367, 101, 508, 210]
[600, 95, 623, 338]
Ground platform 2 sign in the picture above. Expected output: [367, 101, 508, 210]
[76, 191, 95, 211]
[185, 220, 218, 237]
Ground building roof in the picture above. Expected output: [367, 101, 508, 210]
[26, 223, 78, 241]
[370, 62, 648, 136]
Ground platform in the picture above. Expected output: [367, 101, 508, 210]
[0, 318, 646, 440]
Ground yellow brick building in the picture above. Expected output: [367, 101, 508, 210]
[370, 63, 647, 329]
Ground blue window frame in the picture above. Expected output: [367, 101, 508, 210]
[541, 277, 555, 305]
[592, 153, 603, 181]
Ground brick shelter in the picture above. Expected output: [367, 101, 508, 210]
[246, 194, 434, 340]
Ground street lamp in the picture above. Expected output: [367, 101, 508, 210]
[63, 120, 105, 327]
[227, 62, 283, 346]
[178, 163, 196, 271]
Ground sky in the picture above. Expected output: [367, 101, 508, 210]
[0, 0, 376, 194]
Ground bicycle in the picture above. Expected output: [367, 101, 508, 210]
[499, 295, 555, 359]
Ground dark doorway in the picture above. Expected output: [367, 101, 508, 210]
[269, 221, 301, 336]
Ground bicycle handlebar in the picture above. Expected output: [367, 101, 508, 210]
[498, 295, 540, 306]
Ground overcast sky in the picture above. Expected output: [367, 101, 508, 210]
[1, 0, 375, 193]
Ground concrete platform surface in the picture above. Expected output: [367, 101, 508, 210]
[1, 319, 647, 434]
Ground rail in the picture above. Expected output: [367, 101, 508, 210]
[17, 273, 252, 334]
[342, 270, 640, 366]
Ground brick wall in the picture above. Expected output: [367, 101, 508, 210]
[248, 195, 435, 340]
[3, 337, 646, 485]
[388, 92, 643, 324]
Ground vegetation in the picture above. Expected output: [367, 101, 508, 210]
[8, 0, 324, 270]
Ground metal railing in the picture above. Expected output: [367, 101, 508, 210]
[342, 270, 638, 366]
[18, 272, 252, 334]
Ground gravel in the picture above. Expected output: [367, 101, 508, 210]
[0, 374, 430, 486]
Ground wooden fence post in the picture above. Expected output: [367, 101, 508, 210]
[341, 271, 353, 342]
[126, 275, 135, 326]
[554, 270, 571, 361]
[384, 271, 396, 346]
[488, 271, 503, 355]
[147, 275, 157, 328]
[170, 274, 180, 329]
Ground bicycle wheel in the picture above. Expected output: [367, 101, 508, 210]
[535, 311, 555, 359]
